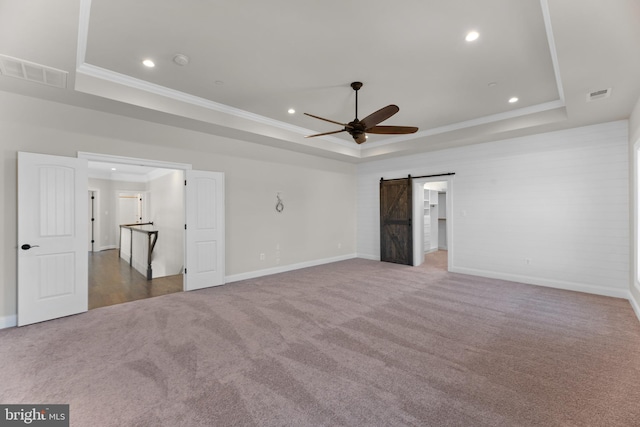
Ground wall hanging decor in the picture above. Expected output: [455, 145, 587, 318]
[275, 193, 284, 213]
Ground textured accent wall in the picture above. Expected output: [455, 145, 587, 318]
[629, 97, 640, 320]
[358, 121, 630, 298]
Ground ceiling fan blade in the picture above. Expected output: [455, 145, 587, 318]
[305, 129, 347, 138]
[304, 113, 350, 128]
[353, 133, 367, 144]
[360, 105, 399, 129]
[365, 125, 419, 134]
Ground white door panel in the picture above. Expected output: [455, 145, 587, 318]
[185, 170, 225, 291]
[18, 152, 88, 326]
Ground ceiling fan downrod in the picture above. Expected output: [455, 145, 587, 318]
[351, 81, 363, 121]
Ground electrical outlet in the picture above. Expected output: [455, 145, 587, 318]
[260, 253, 265, 261]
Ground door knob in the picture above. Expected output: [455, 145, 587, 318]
[21, 244, 39, 250]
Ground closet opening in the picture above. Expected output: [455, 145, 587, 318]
[411, 175, 454, 270]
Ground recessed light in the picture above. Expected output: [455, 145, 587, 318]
[214, 80, 224, 86]
[288, 108, 295, 114]
[142, 59, 155, 68]
[509, 97, 519, 103]
[488, 82, 497, 87]
[111, 168, 117, 171]
[465, 31, 479, 42]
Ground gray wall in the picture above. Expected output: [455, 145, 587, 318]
[1, 91, 357, 324]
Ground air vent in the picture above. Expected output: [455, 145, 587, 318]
[586, 88, 611, 102]
[0, 54, 67, 89]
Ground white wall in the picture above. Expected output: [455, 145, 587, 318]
[147, 170, 184, 277]
[88, 178, 147, 250]
[629, 96, 640, 321]
[358, 120, 630, 298]
[0, 91, 357, 324]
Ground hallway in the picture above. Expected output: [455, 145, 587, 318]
[89, 249, 183, 309]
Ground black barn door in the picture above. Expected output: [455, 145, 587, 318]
[380, 177, 413, 265]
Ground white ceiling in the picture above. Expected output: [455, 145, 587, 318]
[87, 161, 176, 182]
[1, 0, 639, 163]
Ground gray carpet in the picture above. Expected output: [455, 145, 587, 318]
[1, 252, 640, 426]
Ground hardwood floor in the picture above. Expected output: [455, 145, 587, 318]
[87, 250, 445, 310]
[422, 249, 448, 270]
[88, 249, 183, 310]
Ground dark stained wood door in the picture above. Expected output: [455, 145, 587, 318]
[380, 177, 413, 265]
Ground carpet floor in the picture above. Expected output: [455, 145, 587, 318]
[1, 252, 640, 426]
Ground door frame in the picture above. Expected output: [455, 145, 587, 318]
[79, 152, 193, 290]
[411, 176, 454, 269]
[115, 191, 148, 226]
[88, 188, 100, 251]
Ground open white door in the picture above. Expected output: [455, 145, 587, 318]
[184, 170, 225, 291]
[18, 152, 88, 326]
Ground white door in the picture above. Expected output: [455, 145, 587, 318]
[118, 193, 142, 224]
[184, 170, 225, 291]
[18, 152, 88, 326]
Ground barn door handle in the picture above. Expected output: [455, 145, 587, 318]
[21, 244, 39, 250]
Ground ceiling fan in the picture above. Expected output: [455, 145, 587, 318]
[305, 82, 418, 144]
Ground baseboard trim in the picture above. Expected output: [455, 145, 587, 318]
[450, 266, 629, 299]
[0, 314, 17, 329]
[93, 245, 117, 252]
[357, 253, 380, 261]
[225, 253, 358, 283]
[629, 290, 640, 323]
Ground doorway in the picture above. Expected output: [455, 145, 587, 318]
[86, 162, 184, 309]
[412, 176, 454, 269]
[18, 151, 225, 326]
